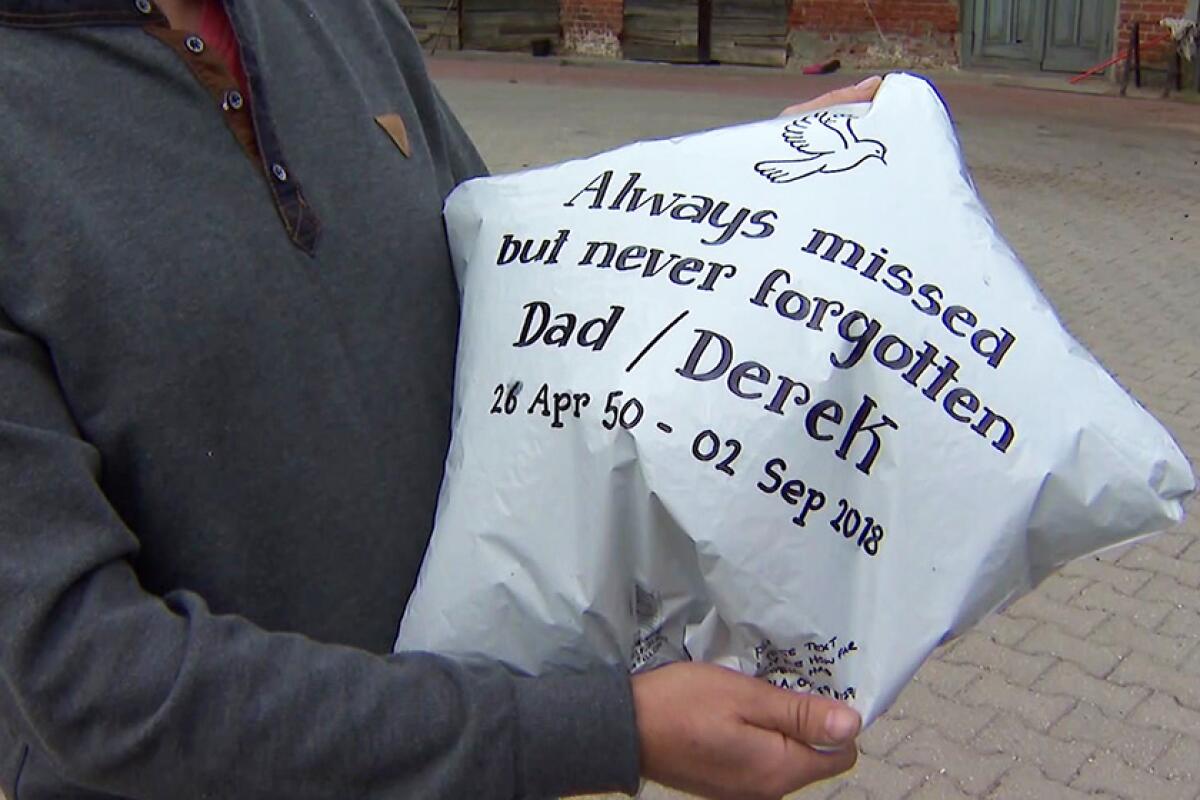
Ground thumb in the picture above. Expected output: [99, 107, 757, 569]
[823, 75, 884, 107]
[780, 75, 883, 117]
[746, 685, 862, 748]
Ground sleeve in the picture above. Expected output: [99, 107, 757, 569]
[0, 307, 640, 799]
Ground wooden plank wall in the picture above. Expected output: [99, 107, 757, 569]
[711, 0, 789, 67]
[401, 0, 461, 51]
[624, 0, 787, 66]
[401, 0, 787, 66]
[462, 0, 562, 51]
[623, 0, 701, 62]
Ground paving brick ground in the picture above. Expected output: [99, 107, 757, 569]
[431, 55, 1200, 800]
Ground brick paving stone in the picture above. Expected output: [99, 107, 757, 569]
[970, 613, 1036, 647]
[1157, 607, 1200, 641]
[887, 728, 1012, 796]
[906, 774, 975, 800]
[985, 765, 1113, 800]
[888, 683, 996, 744]
[788, 778, 844, 800]
[1092, 545, 1128, 564]
[1142, 534, 1196, 562]
[1073, 583, 1174, 629]
[1182, 538, 1200, 563]
[1071, 750, 1197, 800]
[1035, 574, 1090, 604]
[1127, 691, 1200, 738]
[971, 711, 1094, 782]
[828, 756, 922, 800]
[1138, 573, 1200, 614]
[1153, 735, 1200, 782]
[1004, 592, 1108, 637]
[941, 633, 1053, 687]
[1181, 644, 1200, 676]
[1032, 661, 1149, 718]
[1118, 546, 1200, 588]
[1091, 615, 1195, 667]
[1109, 651, 1200, 711]
[1015, 621, 1126, 678]
[1051, 701, 1175, 769]
[858, 716, 920, 759]
[959, 674, 1074, 732]
[930, 636, 964, 661]
[1058, 557, 1154, 596]
[825, 788, 869, 800]
[912, 659, 983, 699]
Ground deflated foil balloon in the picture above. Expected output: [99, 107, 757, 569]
[395, 73, 1194, 725]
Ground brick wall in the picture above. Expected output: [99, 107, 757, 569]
[788, 0, 961, 66]
[789, 0, 958, 38]
[1116, 0, 1190, 67]
[561, 0, 623, 55]
[555, 0, 1193, 70]
[556, 0, 963, 62]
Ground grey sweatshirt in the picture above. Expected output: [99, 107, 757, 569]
[0, 1, 639, 798]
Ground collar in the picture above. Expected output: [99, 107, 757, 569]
[0, 0, 166, 28]
[1, 0, 322, 255]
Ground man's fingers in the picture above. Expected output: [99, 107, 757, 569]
[633, 664, 861, 799]
[743, 724, 858, 798]
[777, 736, 859, 786]
[780, 75, 883, 116]
[745, 682, 862, 748]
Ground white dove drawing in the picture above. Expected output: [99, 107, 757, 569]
[755, 111, 887, 184]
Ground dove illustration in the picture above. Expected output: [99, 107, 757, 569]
[755, 111, 886, 183]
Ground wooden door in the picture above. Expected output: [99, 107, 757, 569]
[970, 0, 1043, 64]
[710, 0, 789, 67]
[1041, 0, 1115, 72]
[967, 0, 1116, 72]
[623, 0, 706, 63]
[461, 0, 560, 52]
[400, 0, 461, 50]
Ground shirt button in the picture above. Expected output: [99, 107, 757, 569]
[185, 35, 205, 54]
[271, 163, 289, 182]
[134, 0, 153, 13]
[222, 90, 244, 111]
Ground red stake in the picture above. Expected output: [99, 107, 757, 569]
[1069, 32, 1170, 84]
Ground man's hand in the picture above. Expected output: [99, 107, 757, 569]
[632, 662, 861, 800]
[780, 76, 882, 117]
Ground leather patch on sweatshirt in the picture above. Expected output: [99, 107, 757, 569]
[375, 113, 411, 158]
